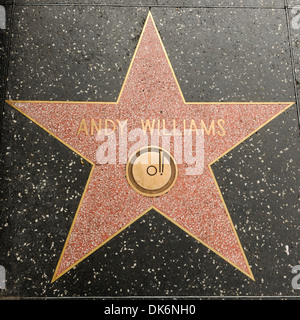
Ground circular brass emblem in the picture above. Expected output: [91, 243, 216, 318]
[126, 146, 178, 197]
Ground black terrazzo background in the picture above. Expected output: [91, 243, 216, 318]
[0, 1, 299, 298]
[0, 4, 12, 138]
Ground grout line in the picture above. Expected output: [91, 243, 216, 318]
[284, 0, 300, 131]
[12, 3, 286, 9]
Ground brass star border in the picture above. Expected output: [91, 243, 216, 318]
[6, 12, 294, 283]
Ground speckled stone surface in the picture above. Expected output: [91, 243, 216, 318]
[289, 7, 300, 109]
[6, 6, 149, 102]
[6, 7, 296, 103]
[10, 14, 294, 283]
[14, 1, 157, 4]
[288, 1, 300, 8]
[156, 0, 285, 8]
[11, 0, 286, 7]
[0, 1, 13, 5]
[0, 4, 299, 298]
[151, 8, 295, 103]
[211, 106, 300, 296]
[0, 4, 12, 130]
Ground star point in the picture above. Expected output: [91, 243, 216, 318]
[7, 11, 294, 283]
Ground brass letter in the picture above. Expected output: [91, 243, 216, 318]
[201, 120, 215, 136]
[91, 119, 102, 136]
[172, 119, 182, 136]
[217, 119, 226, 136]
[162, 119, 172, 135]
[189, 119, 199, 135]
[141, 119, 156, 135]
[117, 119, 128, 136]
[77, 119, 89, 136]
[105, 119, 116, 136]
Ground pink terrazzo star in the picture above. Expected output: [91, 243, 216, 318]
[8, 12, 294, 282]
